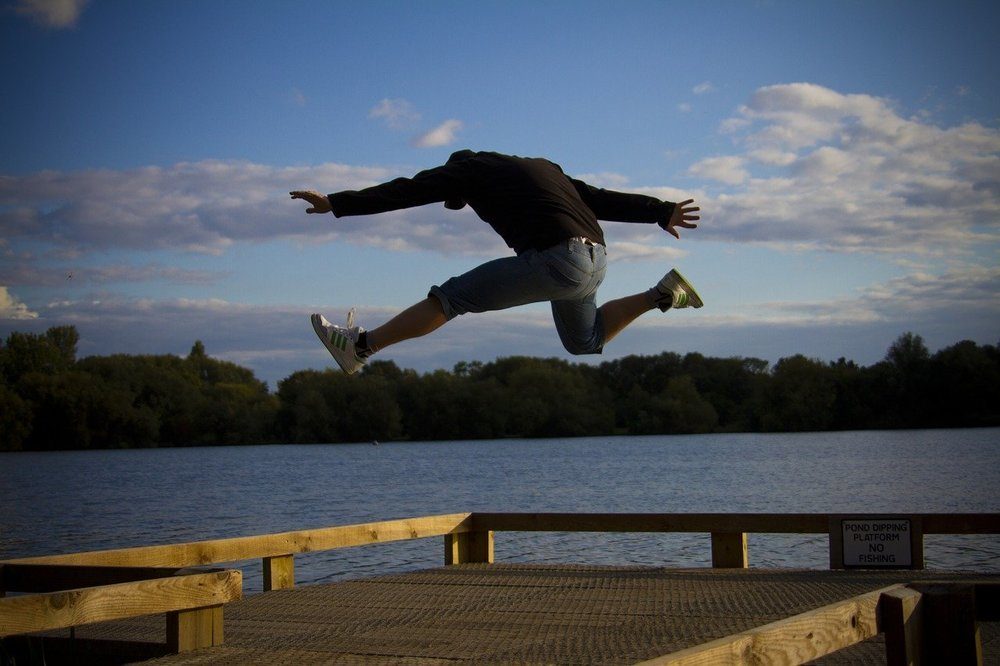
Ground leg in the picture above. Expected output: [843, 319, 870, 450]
[598, 291, 657, 344]
[599, 268, 706, 344]
[365, 297, 447, 353]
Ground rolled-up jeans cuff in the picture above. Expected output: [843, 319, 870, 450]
[428, 285, 459, 321]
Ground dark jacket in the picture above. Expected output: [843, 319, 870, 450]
[327, 150, 676, 254]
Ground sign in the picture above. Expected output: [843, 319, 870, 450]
[841, 519, 912, 568]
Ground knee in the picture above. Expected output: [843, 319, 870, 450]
[561, 336, 604, 356]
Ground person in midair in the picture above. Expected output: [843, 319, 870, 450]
[291, 149, 702, 375]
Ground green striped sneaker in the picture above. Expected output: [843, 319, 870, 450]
[311, 309, 366, 375]
[652, 269, 704, 312]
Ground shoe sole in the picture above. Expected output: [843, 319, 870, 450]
[670, 269, 704, 308]
[311, 314, 361, 375]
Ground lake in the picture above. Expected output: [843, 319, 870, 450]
[2, 428, 998, 593]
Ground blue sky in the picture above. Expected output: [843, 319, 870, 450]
[2, 0, 998, 388]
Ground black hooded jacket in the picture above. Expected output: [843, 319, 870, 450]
[327, 150, 676, 255]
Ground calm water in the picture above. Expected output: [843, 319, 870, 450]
[2, 429, 998, 593]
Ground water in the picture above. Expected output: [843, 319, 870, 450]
[2, 429, 998, 593]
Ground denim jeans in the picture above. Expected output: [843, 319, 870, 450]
[429, 238, 608, 354]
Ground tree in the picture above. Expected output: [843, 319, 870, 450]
[758, 355, 836, 432]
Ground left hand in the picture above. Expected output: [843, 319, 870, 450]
[290, 190, 332, 214]
[661, 199, 700, 239]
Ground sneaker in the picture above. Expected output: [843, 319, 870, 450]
[311, 309, 366, 375]
[652, 269, 704, 312]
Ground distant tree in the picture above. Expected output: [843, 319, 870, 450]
[0, 326, 78, 383]
[758, 355, 836, 432]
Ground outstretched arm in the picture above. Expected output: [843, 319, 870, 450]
[660, 199, 700, 239]
[290, 190, 332, 214]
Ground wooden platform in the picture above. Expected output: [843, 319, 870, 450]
[18, 564, 999, 665]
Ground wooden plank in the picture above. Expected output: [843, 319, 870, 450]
[711, 532, 748, 568]
[921, 514, 1000, 534]
[635, 583, 902, 666]
[262, 554, 295, 591]
[880, 586, 923, 666]
[472, 513, 832, 534]
[167, 605, 223, 653]
[0, 569, 241, 637]
[3, 513, 473, 568]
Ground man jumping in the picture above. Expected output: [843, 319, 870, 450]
[291, 149, 702, 375]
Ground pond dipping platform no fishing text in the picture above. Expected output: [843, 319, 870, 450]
[2, 512, 999, 664]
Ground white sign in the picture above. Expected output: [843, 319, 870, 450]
[842, 519, 912, 567]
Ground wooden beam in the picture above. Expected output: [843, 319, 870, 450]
[471, 513, 832, 535]
[635, 583, 903, 666]
[3, 513, 473, 569]
[167, 605, 224, 653]
[444, 530, 494, 565]
[262, 555, 294, 591]
[0, 569, 241, 637]
[711, 532, 748, 568]
[880, 586, 924, 666]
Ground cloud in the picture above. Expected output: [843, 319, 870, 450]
[369, 98, 420, 130]
[687, 82, 1000, 255]
[688, 156, 749, 185]
[693, 81, 715, 95]
[14, 0, 87, 28]
[413, 119, 463, 148]
[606, 242, 686, 263]
[0, 286, 38, 320]
[0, 160, 396, 255]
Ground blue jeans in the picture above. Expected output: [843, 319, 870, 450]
[429, 238, 608, 354]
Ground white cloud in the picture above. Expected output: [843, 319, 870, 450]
[0, 160, 395, 255]
[607, 242, 686, 263]
[369, 98, 420, 130]
[677, 103, 692, 113]
[693, 81, 715, 95]
[574, 172, 631, 188]
[0, 286, 38, 320]
[688, 156, 749, 185]
[413, 119, 463, 148]
[14, 0, 87, 28]
[690, 82, 1000, 255]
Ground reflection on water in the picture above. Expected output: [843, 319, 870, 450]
[2, 429, 998, 592]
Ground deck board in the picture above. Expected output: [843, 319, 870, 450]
[20, 564, 1000, 664]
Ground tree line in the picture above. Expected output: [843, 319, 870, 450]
[1, 326, 997, 451]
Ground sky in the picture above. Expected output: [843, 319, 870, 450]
[1, 0, 998, 389]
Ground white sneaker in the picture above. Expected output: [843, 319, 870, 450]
[311, 309, 366, 375]
[652, 269, 704, 312]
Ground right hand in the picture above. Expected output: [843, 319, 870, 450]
[661, 199, 700, 239]
[290, 190, 332, 214]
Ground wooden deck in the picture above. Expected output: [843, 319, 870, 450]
[16, 564, 999, 665]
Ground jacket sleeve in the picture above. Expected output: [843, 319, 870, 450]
[569, 178, 675, 225]
[326, 163, 467, 217]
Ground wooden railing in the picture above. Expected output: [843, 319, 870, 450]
[2, 512, 998, 659]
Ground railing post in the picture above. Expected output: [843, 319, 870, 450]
[880, 586, 924, 666]
[710, 532, 748, 568]
[166, 605, 224, 653]
[444, 530, 494, 565]
[262, 554, 295, 591]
